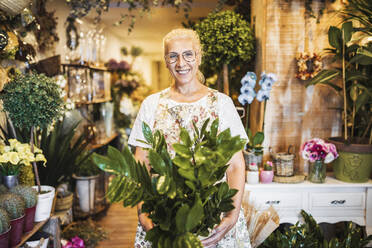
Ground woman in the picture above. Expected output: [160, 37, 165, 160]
[128, 28, 251, 248]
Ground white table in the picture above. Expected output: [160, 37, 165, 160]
[244, 177, 372, 235]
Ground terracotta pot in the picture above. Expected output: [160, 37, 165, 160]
[327, 137, 372, 183]
[260, 170, 274, 184]
[24, 205, 36, 232]
[10, 214, 25, 247]
[0, 227, 10, 248]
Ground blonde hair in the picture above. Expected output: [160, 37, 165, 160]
[163, 28, 205, 83]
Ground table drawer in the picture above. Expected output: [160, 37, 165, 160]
[310, 193, 365, 209]
[249, 192, 303, 210]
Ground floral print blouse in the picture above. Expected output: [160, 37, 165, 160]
[128, 87, 250, 248]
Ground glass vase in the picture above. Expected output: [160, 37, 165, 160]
[309, 160, 326, 183]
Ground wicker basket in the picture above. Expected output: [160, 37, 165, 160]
[270, 146, 295, 177]
[55, 192, 73, 211]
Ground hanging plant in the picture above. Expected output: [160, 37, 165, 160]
[65, 0, 193, 32]
[295, 52, 322, 80]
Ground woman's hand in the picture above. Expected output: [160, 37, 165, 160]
[138, 212, 154, 232]
[201, 215, 237, 248]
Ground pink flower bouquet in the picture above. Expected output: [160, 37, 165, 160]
[300, 138, 338, 163]
[62, 236, 85, 248]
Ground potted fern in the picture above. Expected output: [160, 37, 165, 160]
[0, 193, 25, 247]
[0, 207, 10, 247]
[92, 119, 245, 246]
[10, 184, 38, 232]
[306, 1, 372, 182]
[0, 71, 64, 221]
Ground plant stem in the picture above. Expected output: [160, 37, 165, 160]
[342, 28, 348, 141]
[245, 105, 250, 134]
[362, 116, 372, 138]
[30, 126, 41, 193]
[223, 64, 229, 96]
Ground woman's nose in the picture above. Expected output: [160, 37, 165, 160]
[176, 54, 186, 67]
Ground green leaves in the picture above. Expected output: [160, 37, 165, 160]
[329, 26, 342, 50]
[0, 72, 64, 130]
[194, 10, 255, 73]
[92, 119, 245, 246]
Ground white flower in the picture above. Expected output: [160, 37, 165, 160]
[324, 153, 335, 164]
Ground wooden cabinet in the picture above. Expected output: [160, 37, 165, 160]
[245, 176, 372, 235]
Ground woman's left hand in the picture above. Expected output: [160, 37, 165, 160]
[201, 215, 237, 248]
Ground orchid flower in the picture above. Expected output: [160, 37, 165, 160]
[241, 72, 257, 88]
[256, 89, 271, 102]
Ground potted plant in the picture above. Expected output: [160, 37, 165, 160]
[306, 3, 372, 182]
[0, 139, 46, 189]
[38, 117, 91, 188]
[0, 71, 64, 220]
[194, 10, 255, 95]
[0, 193, 25, 247]
[9, 184, 38, 232]
[238, 72, 277, 168]
[260, 161, 274, 183]
[0, 207, 11, 247]
[92, 119, 245, 246]
[73, 152, 101, 213]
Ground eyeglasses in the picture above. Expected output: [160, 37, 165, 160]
[165, 50, 196, 64]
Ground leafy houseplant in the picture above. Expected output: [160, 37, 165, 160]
[0, 72, 64, 192]
[93, 119, 245, 247]
[259, 210, 372, 248]
[306, 2, 372, 182]
[38, 118, 91, 187]
[194, 10, 255, 95]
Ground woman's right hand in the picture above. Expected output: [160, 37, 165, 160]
[138, 213, 154, 232]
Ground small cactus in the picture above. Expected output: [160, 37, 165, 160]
[0, 185, 8, 194]
[0, 207, 10, 234]
[0, 193, 25, 219]
[10, 185, 38, 208]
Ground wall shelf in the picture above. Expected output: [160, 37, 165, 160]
[15, 219, 49, 248]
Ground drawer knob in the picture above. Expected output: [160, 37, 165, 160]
[265, 200, 280, 205]
[330, 200, 346, 205]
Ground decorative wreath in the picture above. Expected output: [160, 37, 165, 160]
[295, 52, 322, 80]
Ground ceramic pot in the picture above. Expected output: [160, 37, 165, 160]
[246, 171, 259, 184]
[327, 137, 372, 183]
[32, 186, 55, 222]
[24, 205, 36, 232]
[0, 227, 10, 248]
[260, 170, 274, 183]
[10, 214, 25, 247]
[73, 174, 99, 213]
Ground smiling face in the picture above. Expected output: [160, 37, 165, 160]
[164, 38, 201, 86]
